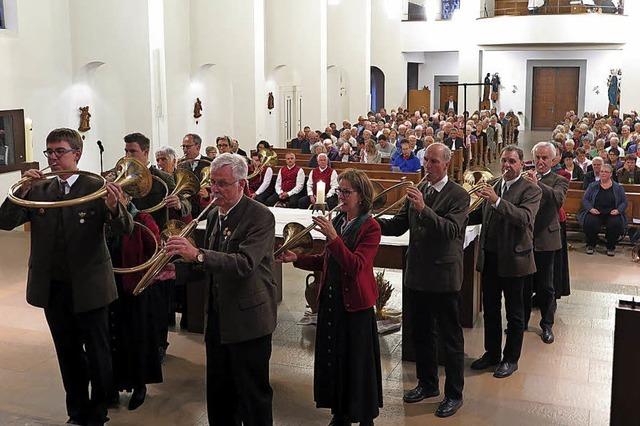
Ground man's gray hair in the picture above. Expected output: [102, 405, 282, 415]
[591, 156, 604, 164]
[427, 142, 452, 162]
[532, 141, 557, 158]
[317, 152, 328, 161]
[156, 145, 176, 161]
[210, 153, 248, 181]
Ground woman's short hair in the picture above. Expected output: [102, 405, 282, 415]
[156, 145, 177, 160]
[600, 163, 614, 173]
[338, 168, 375, 214]
[210, 153, 248, 181]
[205, 145, 218, 155]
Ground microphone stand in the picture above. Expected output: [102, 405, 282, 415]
[97, 140, 104, 174]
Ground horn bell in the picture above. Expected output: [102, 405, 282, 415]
[114, 157, 153, 198]
[281, 222, 314, 255]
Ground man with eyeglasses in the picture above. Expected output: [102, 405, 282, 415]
[179, 133, 209, 217]
[0, 128, 133, 425]
[164, 153, 277, 425]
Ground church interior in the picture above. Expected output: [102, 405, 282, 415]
[0, 0, 638, 425]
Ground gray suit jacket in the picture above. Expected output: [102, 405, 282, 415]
[202, 196, 277, 344]
[470, 177, 542, 278]
[0, 175, 133, 312]
[534, 172, 568, 252]
[377, 180, 470, 293]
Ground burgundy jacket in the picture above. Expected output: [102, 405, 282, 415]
[294, 216, 381, 312]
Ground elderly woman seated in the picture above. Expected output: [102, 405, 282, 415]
[578, 164, 627, 256]
[561, 152, 584, 181]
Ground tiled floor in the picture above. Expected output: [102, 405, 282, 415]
[1, 228, 638, 425]
[1, 131, 638, 425]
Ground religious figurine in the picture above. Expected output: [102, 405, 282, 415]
[267, 92, 274, 112]
[608, 69, 621, 109]
[193, 98, 203, 124]
[481, 73, 491, 110]
[490, 73, 501, 104]
[78, 106, 91, 132]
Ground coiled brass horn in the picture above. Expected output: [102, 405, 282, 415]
[141, 169, 200, 214]
[372, 173, 430, 218]
[200, 166, 211, 190]
[132, 196, 218, 296]
[112, 221, 160, 274]
[8, 157, 152, 209]
[247, 149, 277, 180]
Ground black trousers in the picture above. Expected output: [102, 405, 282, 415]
[206, 307, 273, 425]
[407, 287, 464, 400]
[583, 213, 624, 250]
[481, 252, 525, 363]
[150, 279, 172, 350]
[297, 194, 339, 210]
[44, 281, 112, 424]
[264, 192, 300, 208]
[524, 251, 556, 330]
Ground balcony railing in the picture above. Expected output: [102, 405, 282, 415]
[480, 0, 623, 18]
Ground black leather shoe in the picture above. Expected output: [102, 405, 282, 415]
[435, 397, 463, 418]
[403, 383, 440, 403]
[493, 362, 518, 378]
[470, 353, 500, 370]
[66, 418, 85, 425]
[541, 328, 555, 344]
[128, 385, 147, 410]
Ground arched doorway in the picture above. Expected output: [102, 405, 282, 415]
[370, 66, 385, 113]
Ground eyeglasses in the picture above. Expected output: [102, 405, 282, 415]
[43, 148, 76, 158]
[181, 144, 195, 149]
[336, 188, 356, 197]
[210, 179, 238, 189]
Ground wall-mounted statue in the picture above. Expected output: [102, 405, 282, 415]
[490, 73, 501, 105]
[267, 92, 274, 113]
[193, 98, 203, 124]
[607, 69, 621, 110]
[481, 73, 491, 110]
[78, 106, 91, 132]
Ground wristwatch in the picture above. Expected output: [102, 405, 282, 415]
[196, 249, 205, 264]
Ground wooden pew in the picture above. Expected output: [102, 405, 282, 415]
[563, 189, 640, 229]
[446, 149, 464, 183]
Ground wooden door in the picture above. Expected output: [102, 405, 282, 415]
[532, 67, 579, 130]
[440, 84, 458, 112]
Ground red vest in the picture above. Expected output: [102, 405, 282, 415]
[280, 165, 300, 192]
[311, 167, 333, 195]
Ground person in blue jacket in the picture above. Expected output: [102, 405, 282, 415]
[391, 140, 421, 173]
[577, 163, 627, 256]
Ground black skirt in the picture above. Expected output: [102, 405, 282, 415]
[314, 257, 383, 422]
[109, 281, 163, 391]
[553, 222, 571, 299]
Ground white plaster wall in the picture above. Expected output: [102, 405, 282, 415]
[482, 49, 623, 127]
[0, 0, 73, 167]
[328, 0, 370, 121]
[191, 0, 265, 152]
[371, 0, 405, 112]
[621, 1, 640, 113]
[0, 171, 20, 206]
[266, 0, 327, 141]
[163, 0, 194, 151]
[68, 0, 153, 171]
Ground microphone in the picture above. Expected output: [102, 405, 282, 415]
[96, 140, 104, 173]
